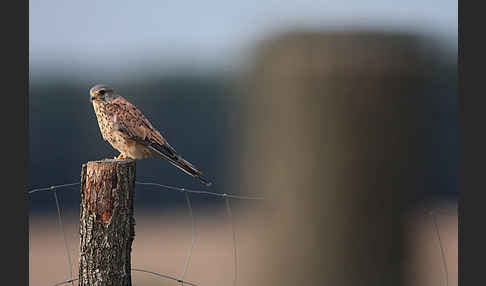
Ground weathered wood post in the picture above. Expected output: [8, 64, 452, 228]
[79, 159, 136, 286]
[239, 31, 435, 286]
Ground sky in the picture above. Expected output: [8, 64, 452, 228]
[29, 0, 457, 76]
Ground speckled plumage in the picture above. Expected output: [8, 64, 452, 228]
[90, 84, 211, 186]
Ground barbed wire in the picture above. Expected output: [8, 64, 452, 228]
[28, 180, 263, 286]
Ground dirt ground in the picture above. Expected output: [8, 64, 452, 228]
[29, 202, 457, 286]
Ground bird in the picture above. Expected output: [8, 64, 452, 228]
[89, 84, 212, 186]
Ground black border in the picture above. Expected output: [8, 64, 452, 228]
[1, 0, 28, 284]
[460, 0, 486, 284]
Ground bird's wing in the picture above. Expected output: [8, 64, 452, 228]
[107, 96, 211, 185]
[107, 96, 167, 146]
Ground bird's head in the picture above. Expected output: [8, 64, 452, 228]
[90, 84, 118, 102]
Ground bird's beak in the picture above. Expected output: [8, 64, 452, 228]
[90, 93, 97, 101]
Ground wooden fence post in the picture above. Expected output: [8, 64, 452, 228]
[239, 31, 435, 286]
[78, 159, 136, 286]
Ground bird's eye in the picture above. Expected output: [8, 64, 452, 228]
[99, 90, 106, 95]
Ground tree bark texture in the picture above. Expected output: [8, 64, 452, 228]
[79, 159, 136, 286]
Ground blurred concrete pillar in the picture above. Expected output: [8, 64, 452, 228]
[238, 31, 434, 286]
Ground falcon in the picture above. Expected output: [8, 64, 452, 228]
[90, 84, 212, 186]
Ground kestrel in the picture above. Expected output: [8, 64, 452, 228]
[90, 84, 212, 186]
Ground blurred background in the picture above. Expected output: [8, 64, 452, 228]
[29, 1, 458, 286]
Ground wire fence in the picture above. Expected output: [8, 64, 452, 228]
[29, 180, 451, 286]
[29, 180, 263, 286]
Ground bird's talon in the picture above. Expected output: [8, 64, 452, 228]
[114, 154, 126, 160]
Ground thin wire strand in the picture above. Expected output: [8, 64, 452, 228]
[51, 268, 199, 286]
[430, 211, 449, 286]
[135, 181, 264, 200]
[132, 268, 199, 286]
[32, 180, 452, 286]
[52, 278, 78, 286]
[225, 197, 238, 286]
[30, 179, 264, 286]
[29, 181, 265, 200]
[53, 190, 74, 286]
[180, 192, 196, 283]
[29, 182, 80, 195]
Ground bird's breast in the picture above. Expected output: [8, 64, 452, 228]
[93, 102, 117, 141]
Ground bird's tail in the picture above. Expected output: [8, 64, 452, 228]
[148, 144, 212, 186]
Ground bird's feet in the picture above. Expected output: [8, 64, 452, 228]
[113, 154, 127, 160]
[102, 154, 127, 161]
